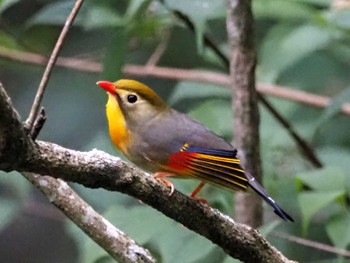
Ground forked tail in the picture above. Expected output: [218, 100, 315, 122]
[246, 172, 294, 222]
[168, 144, 294, 221]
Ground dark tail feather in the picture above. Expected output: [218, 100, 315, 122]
[246, 172, 294, 222]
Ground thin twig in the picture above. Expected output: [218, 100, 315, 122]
[30, 107, 46, 140]
[257, 83, 350, 116]
[25, 0, 84, 132]
[172, 10, 230, 69]
[0, 47, 102, 72]
[0, 84, 295, 263]
[167, 6, 323, 168]
[2, 47, 349, 116]
[273, 231, 350, 258]
[0, 4, 331, 168]
[0, 81, 156, 261]
[259, 97, 323, 167]
[124, 65, 350, 117]
[11, 0, 156, 261]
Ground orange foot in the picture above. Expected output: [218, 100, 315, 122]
[190, 182, 209, 206]
[154, 172, 176, 196]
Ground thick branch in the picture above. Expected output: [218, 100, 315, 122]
[0, 85, 35, 171]
[227, 0, 262, 227]
[23, 172, 155, 263]
[0, 84, 295, 262]
[0, 85, 154, 263]
[17, 1, 153, 260]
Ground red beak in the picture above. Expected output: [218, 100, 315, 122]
[96, 81, 115, 94]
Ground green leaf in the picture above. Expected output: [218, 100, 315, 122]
[165, 0, 226, 53]
[0, 32, 22, 49]
[326, 212, 350, 249]
[318, 147, 350, 177]
[26, 0, 84, 27]
[81, 6, 124, 30]
[168, 81, 229, 106]
[0, 0, 20, 14]
[296, 167, 346, 191]
[100, 28, 126, 81]
[253, 0, 315, 21]
[189, 99, 232, 139]
[62, 0, 154, 31]
[125, 0, 152, 23]
[298, 190, 344, 234]
[282, 24, 334, 58]
[316, 87, 350, 129]
[260, 24, 335, 82]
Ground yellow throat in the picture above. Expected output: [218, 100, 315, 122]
[105, 93, 130, 154]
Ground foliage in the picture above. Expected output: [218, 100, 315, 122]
[0, 0, 350, 262]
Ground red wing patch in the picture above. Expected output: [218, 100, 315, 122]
[166, 149, 248, 191]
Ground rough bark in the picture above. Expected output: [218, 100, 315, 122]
[0, 84, 296, 262]
[0, 87, 154, 263]
[227, 0, 263, 227]
[23, 172, 154, 263]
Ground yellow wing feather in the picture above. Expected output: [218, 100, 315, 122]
[167, 150, 248, 191]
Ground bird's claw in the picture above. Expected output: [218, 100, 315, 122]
[154, 172, 175, 196]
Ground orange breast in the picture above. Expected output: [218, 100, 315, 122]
[106, 94, 130, 154]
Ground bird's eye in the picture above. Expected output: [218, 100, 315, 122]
[127, 94, 138, 103]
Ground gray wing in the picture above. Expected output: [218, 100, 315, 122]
[129, 109, 234, 171]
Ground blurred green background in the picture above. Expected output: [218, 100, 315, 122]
[1, 0, 350, 262]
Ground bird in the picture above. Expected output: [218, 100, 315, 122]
[97, 79, 293, 222]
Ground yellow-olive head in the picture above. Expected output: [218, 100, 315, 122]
[97, 79, 168, 126]
[97, 79, 169, 155]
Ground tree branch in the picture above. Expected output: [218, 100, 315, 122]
[124, 65, 350, 117]
[23, 172, 155, 263]
[0, 83, 295, 262]
[0, 83, 154, 262]
[25, 0, 84, 132]
[227, 0, 262, 227]
[6, 1, 155, 261]
[273, 232, 350, 257]
[166, 5, 323, 169]
[1, 47, 349, 116]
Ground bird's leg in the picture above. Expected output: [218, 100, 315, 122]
[190, 181, 205, 197]
[154, 174, 209, 205]
[153, 172, 176, 196]
[190, 182, 209, 205]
